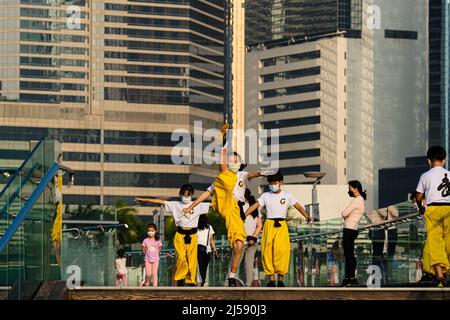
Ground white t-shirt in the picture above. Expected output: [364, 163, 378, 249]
[207, 171, 251, 202]
[115, 257, 127, 274]
[257, 191, 298, 219]
[197, 225, 215, 252]
[244, 211, 262, 236]
[416, 166, 450, 205]
[164, 201, 210, 228]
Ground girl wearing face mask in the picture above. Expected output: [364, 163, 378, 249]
[341, 180, 367, 287]
[142, 223, 162, 286]
[135, 184, 210, 286]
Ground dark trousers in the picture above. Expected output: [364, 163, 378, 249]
[387, 229, 398, 257]
[197, 246, 210, 285]
[343, 228, 359, 278]
[370, 229, 385, 268]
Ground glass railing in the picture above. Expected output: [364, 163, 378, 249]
[0, 139, 62, 299]
[118, 201, 424, 287]
[61, 222, 117, 286]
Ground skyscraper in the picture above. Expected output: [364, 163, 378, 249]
[0, 0, 225, 213]
[245, 0, 363, 45]
[429, 0, 449, 154]
[245, 0, 429, 212]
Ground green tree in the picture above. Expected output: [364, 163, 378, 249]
[114, 200, 147, 245]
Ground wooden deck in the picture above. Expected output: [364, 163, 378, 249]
[67, 286, 450, 300]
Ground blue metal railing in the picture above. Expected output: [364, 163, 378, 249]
[0, 139, 45, 200]
[0, 162, 60, 252]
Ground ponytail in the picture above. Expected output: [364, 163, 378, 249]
[348, 180, 367, 201]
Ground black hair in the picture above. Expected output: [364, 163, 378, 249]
[244, 188, 258, 218]
[410, 191, 418, 201]
[117, 248, 125, 258]
[239, 163, 248, 171]
[179, 184, 194, 196]
[147, 223, 160, 240]
[230, 151, 242, 163]
[267, 170, 283, 184]
[197, 214, 209, 230]
[427, 146, 447, 162]
[348, 180, 367, 200]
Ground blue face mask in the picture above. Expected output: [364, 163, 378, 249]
[269, 184, 280, 192]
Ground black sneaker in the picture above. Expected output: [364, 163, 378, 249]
[341, 278, 350, 287]
[277, 281, 285, 287]
[348, 278, 359, 286]
[434, 277, 448, 288]
[228, 278, 237, 287]
[266, 281, 276, 287]
[176, 279, 185, 287]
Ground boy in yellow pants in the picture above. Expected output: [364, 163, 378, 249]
[245, 171, 312, 287]
[135, 184, 210, 286]
[416, 146, 450, 287]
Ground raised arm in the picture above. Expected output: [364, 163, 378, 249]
[182, 190, 212, 214]
[245, 202, 260, 217]
[294, 202, 312, 221]
[134, 197, 165, 205]
[219, 145, 228, 173]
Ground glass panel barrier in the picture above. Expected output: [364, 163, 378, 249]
[0, 139, 61, 299]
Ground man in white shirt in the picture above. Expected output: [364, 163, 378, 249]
[245, 171, 312, 287]
[416, 146, 450, 287]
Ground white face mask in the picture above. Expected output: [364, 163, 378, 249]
[269, 184, 280, 193]
[228, 163, 241, 173]
[147, 231, 156, 237]
[181, 196, 191, 204]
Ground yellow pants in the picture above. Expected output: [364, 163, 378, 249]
[211, 170, 246, 247]
[174, 231, 198, 284]
[261, 219, 290, 275]
[422, 206, 450, 275]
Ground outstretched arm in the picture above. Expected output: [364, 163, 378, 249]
[182, 190, 212, 214]
[247, 171, 262, 180]
[245, 202, 260, 217]
[294, 202, 313, 221]
[134, 198, 165, 205]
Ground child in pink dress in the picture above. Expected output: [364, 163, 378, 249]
[142, 223, 163, 286]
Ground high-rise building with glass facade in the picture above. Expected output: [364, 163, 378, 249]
[245, 0, 362, 45]
[0, 0, 225, 213]
[429, 0, 449, 154]
[245, 0, 428, 211]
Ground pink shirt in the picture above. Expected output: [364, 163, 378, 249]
[341, 196, 365, 230]
[142, 238, 162, 263]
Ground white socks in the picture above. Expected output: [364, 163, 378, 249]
[229, 272, 236, 279]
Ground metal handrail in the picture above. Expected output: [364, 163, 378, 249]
[291, 211, 421, 241]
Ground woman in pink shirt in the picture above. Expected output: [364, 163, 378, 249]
[142, 223, 163, 287]
[341, 180, 366, 287]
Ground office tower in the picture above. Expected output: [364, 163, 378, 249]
[245, 0, 363, 45]
[429, 0, 449, 155]
[0, 0, 225, 214]
[245, 0, 428, 211]
[245, 35, 348, 186]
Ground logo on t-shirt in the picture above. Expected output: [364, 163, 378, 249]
[239, 181, 244, 187]
[438, 173, 450, 197]
[280, 198, 286, 205]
